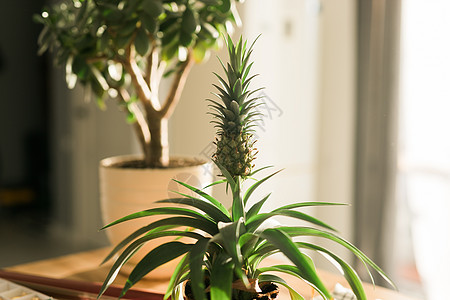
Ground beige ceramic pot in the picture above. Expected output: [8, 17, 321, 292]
[99, 155, 213, 279]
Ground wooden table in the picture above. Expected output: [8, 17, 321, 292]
[3, 247, 419, 300]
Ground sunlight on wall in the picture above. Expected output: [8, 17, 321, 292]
[241, 0, 321, 216]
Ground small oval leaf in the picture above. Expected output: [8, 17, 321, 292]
[140, 12, 157, 33]
[142, 0, 163, 18]
[193, 44, 209, 63]
[181, 7, 199, 35]
[179, 31, 194, 47]
[134, 27, 149, 56]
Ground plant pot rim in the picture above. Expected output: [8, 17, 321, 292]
[100, 154, 212, 171]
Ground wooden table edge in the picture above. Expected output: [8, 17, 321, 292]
[3, 247, 420, 300]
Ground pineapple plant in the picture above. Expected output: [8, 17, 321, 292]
[98, 35, 395, 300]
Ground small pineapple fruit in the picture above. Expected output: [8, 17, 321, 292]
[209, 35, 262, 178]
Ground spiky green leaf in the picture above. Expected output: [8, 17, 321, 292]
[157, 197, 231, 223]
[189, 238, 210, 300]
[202, 178, 227, 190]
[165, 254, 190, 300]
[171, 179, 230, 217]
[246, 193, 271, 219]
[247, 210, 337, 232]
[257, 265, 328, 300]
[120, 242, 192, 298]
[101, 206, 214, 229]
[210, 252, 234, 299]
[101, 224, 177, 264]
[273, 202, 347, 212]
[279, 226, 396, 289]
[261, 228, 331, 299]
[215, 219, 247, 285]
[99, 230, 202, 298]
[243, 169, 282, 206]
[297, 242, 367, 300]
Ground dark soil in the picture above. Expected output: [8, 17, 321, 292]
[254, 282, 279, 299]
[110, 157, 208, 169]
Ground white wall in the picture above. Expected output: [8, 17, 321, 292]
[239, 0, 322, 217]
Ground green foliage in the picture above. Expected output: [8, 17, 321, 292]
[35, 0, 242, 99]
[34, 0, 245, 168]
[99, 169, 395, 300]
[98, 37, 395, 300]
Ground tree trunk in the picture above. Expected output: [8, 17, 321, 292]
[146, 116, 169, 168]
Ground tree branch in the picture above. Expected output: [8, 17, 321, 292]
[123, 45, 161, 114]
[154, 60, 167, 98]
[86, 55, 109, 64]
[145, 41, 156, 86]
[117, 88, 151, 151]
[145, 43, 167, 102]
[160, 51, 195, 119]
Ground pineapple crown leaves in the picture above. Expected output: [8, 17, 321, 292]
[208, 35, 264, 136]
[209, 35, 263, 178]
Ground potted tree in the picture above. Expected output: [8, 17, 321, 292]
[98, 36, 395, 300]
[35, 0, 245, 274]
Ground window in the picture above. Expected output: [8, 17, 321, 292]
[396, 0, 450, 298]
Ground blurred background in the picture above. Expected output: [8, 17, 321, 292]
[1, 0, 450, 298]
